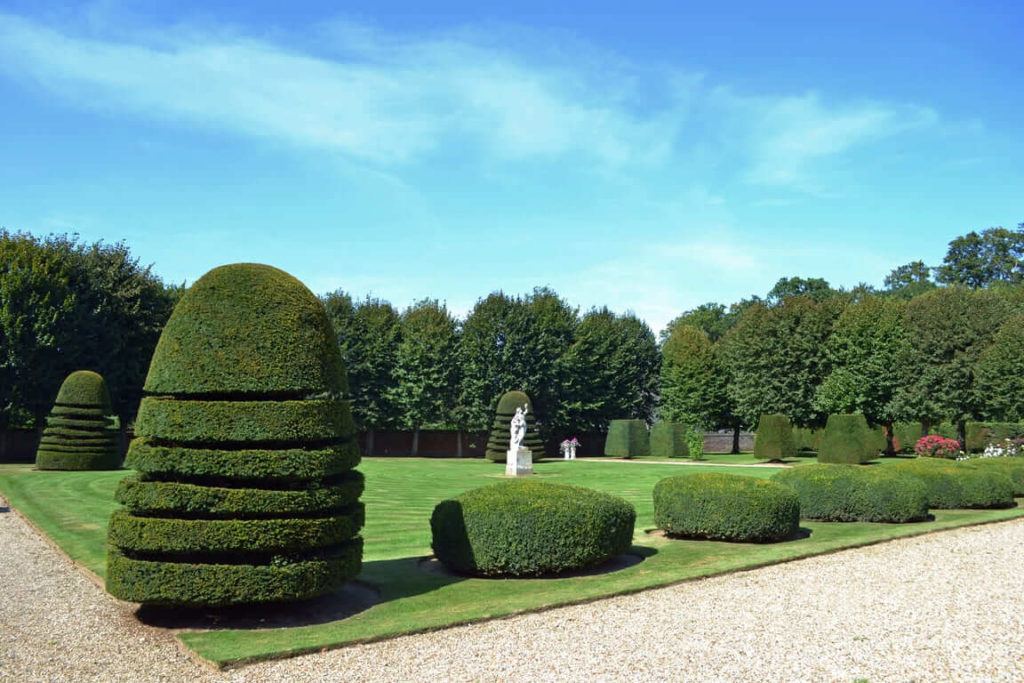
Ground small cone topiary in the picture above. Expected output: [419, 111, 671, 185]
[605, 419, 650, 458]
[650, 422, 689, 459]
[35, 370, 121, 470]
[105, 263, 363, 607]
[818, 413, 878, 464]
[753, 414, 796, 461]
[484, 391, 544, 462]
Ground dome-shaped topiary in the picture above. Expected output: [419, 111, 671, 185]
[753, 414, 796, 461]
[35, 370, 121, 470]
[653, 473, 799, 542]
[817, 414, 879, 464]
[484, 390, 544, 462]
[106, 264, 363, 608]
[430, 480, 635, 576]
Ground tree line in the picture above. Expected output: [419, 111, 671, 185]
[2, 222, 1022, 456]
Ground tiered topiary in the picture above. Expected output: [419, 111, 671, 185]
[891, 458, 1015, 509]
[605, 419, 650, 458]
[817, 413, 879, 464]
[772, 464, 929, 523]
[106, 263, 364, 607]
[650, 422, 689, 459]
[484, 391, 544, 462]
[35, 370, 121, 470]
[753, 414, 796, 461]
[430, 480, 635, 576]
[653, 473, 799, 542]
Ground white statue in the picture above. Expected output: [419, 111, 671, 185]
[509, 404, 528, 452]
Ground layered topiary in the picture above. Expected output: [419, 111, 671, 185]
[430, 480, 635, 577]
[484, 391, 544, 462]
[772, 464, 929, 523]
[650, 422, 689, 459]
[753, 414, 796, 461]
[605, 419, 650, 458]
[106, 263, 363, 607]
[891, 459, 1015, 509]
[653, 473, 799, 542]
[35, 370, 121, 470]
[817, 413, 878, 464]
[961, 457, 1024, 496]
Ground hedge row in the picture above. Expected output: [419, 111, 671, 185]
[772, 465, 929, 523]
[891, 459, 1015, 509]
[962, 457, 1024, 496]
[605, 419, 650, 458]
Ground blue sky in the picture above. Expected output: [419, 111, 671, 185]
[1, 1, 1021, 333]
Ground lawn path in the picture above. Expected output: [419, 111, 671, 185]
[2, 491, 1023, 681]
[576, 457, 791, 468]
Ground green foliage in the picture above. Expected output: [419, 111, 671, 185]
[659, 324, 730, 431]
[974, 314, 1024, 422]
[772, 464, 929, 523]
[891, 422, 923, 452]
[935, 224, 1024, 289]
[892, 287, 1009, 441]
[105, 540, 362, 608]
[883, 261, 937, 300]
[563, 308, 660, 432]
[792, 427, 823, 452]
[36, 370, 120, 471]
[321, 292, 401, 434]
[961, 457, 1024, 496]
[484, 390, 544, 462]
[604, 419, 650, 458]
[653, 473, 799, 542]
[430, 480, 635, 577]
[891, 459, 1015, 509]
[719, 297, 843, 427]
[684, 426, 705, 461]
[650, 422, 688, 459]
[660, 303, 733, 344]
[766, 276, 835, 304]
[107, 263, 362, 607]
[817, 414, 878, 464]
[753, 414, 796, 461]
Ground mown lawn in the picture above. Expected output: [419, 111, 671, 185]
[1, 457, 1021, 668]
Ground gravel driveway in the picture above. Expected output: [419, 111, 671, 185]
[2, 494, 1022, 682]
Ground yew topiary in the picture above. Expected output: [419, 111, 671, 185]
[605, 419, 650, 458]
[106, 263, 363, 607]
[753, 414, 796, 461]
[818, 413, 879, 464]
[484, 391, 544, 462]
[35, 370, 121, 470]
[650, 422, 689, 459]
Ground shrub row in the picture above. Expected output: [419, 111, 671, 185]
[772, 465, 929, 523]
[891, 459, 1014, 509]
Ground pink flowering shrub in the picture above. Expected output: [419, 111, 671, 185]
[914, 434, 962, 459]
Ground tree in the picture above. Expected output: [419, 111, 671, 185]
[973, 313, 1024, 422]
[718, 296, 844, 428]
[659, 324, 728, 431]
[935, 224, 1024, 288]
[563, 308, 659, 433]
[660, 303, 730, 344]
[883, 260, 937, 300]
[390, 300, 459, 456]
[814, 296, 906, 454]
[892, 287, 1009, 448]
[766, 276, 834, 304]
[322, 292, 400, 455]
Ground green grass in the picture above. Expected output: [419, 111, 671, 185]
[2, 457, 1022, 668]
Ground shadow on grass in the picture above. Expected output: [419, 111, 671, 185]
[136, 555, 470, 632]
[417, 545, 656, 580]
[645, 527, 813, 544]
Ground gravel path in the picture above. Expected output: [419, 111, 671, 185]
[3, 494, 1023, 682]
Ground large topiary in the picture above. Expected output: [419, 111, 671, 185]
[605, 419, 650, 458]
[772, 464, 929, 523]
[753, 414, 796, 461]
[35, 370, 121, 470]
[653, 473, 799, 542]
[106, 263, 363, 607]
[817, 413, 879, 464]
[650, 421, 689, 459]
[430, 480, 635, 576]
[484, 391, 544, 462]
[891, 458, 1015, 509]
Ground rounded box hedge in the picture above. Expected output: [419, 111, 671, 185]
[106, 263, 363, 608]
[891, 459, 1015, 509]
[817, 413, 879, 464]
[772, 464, 929, 523]
[484, 390, 544, 462]
[430, 480, 636, 577]
[35, 370, 121, 471]
[753, 414, 796, 461]
[653, 473, 799, 542]
[605, 419, 650, 458]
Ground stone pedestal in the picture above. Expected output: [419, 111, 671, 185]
[506, 447, 533, 476]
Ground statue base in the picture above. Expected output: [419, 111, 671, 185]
[505, 447, 533, 476]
